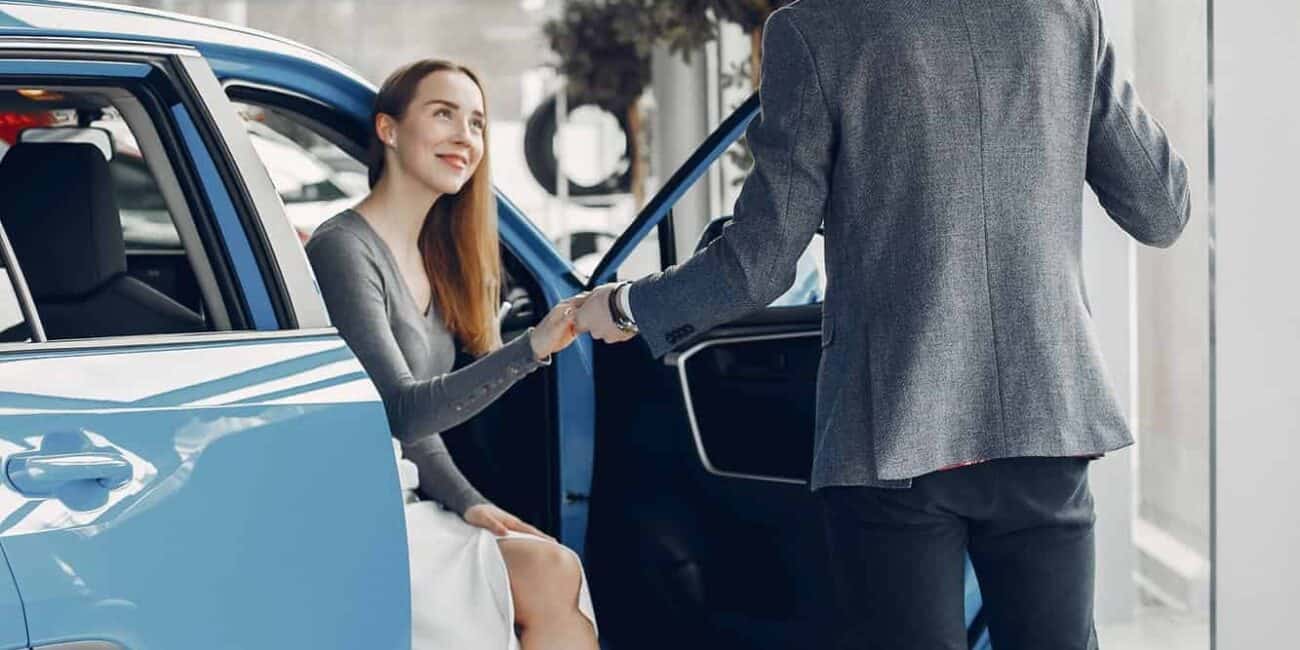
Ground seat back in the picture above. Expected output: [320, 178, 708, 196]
[0, 141, 203, 339]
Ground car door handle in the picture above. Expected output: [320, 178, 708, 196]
[6, 451, 133, 495]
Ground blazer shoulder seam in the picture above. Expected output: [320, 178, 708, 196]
[778, 7, 834, 123]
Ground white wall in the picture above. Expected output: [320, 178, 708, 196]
[1084, 0, 1138, 625]
[1131, 0, 1214, 612]
[650, 45, 712, 259]
[1212, 1, 1300, 646]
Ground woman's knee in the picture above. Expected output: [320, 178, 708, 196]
[501, 540, 583, 611]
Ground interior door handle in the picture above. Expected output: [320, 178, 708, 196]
[7, 451, 132, 495]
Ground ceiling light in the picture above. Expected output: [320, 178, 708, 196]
[16, 89, 63, 101]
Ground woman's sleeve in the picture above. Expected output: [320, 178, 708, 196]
[306, 229, 549, 513]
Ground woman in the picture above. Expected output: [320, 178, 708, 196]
[306, 59, 598, 650]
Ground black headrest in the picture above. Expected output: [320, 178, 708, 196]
[0, 141, 126, 299]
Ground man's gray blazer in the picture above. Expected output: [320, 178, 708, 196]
[627, 0, 1190, 490]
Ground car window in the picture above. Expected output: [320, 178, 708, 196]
[230, 101, 368, 242]
[0, 267, 26, 339]
[95, 107, 182, 250]
[0, 106, 179, 249]
[0, 85, 230, 341]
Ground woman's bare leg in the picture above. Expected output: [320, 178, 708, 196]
[498, 538, 598, 650]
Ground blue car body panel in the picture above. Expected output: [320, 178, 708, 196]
[0, 33, 410, 648]
[0, 337, 409, 649]
[0, 543, 25, 649]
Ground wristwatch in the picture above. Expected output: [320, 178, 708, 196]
[608, 282, 638, 334]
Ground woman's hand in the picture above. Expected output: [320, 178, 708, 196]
[464, 503, 554, 541]
[528, 293, 588, 361]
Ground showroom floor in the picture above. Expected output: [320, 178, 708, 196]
[1097, 601, 1209, 650]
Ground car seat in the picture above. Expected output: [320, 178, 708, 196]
[0, 141, 205, 340]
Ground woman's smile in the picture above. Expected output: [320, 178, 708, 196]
[437, 152, 469, 171]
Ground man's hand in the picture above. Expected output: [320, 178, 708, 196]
[575, 283, 638, 344]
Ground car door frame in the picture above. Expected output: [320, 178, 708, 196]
[0, 37, 303, 330]
[0, 40, 409, 649]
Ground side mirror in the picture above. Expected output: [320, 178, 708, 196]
[19, 127, 114, 161]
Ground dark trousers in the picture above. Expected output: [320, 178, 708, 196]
[818, 457, 1099, 650]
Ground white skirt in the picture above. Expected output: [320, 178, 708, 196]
[396, 439, 596, 649]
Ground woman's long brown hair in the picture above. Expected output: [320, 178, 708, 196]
[369, 59, 502, 356]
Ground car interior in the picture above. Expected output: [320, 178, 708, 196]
[0, 84, 233, 341]
[0, 139, 205, 340]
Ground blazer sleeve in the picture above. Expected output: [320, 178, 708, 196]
[1085, 0, 1191, 248]
[628, 7, 834, 359]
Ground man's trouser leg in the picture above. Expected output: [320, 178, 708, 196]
[818, 457, 1098, 650]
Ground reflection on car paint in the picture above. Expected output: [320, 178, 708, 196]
[0, 429, 157, 537]
[0, 339, 380, 539]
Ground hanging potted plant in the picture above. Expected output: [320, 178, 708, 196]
[709, 0, 794, 86]
[544, 1, 655, 206]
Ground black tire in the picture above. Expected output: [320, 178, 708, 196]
[523, 94, 633, 197]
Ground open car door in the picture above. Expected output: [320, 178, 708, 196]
[583, 95, 989, 650]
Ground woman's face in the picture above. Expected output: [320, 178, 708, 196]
[387, 70, 486, 195]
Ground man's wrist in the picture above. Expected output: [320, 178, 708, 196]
[616, 282, 636, 325]
[608, 282, 638, 333]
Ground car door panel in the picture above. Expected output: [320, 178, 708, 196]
[0, 48, 409, 648]
[587, 320, 836, 650]
[677, 329, 820, 484]
[587, 95, 989, 648]
[0, 544, 24, 649]
[0, 334, 408, 650]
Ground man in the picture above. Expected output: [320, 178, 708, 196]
[576, 0, 1189, 648]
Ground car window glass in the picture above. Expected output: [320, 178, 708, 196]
[0, 267, 26, 339]
[230, 102, 368, 242]
[88, 107, 182, 249]
[0, 86, 218, 340]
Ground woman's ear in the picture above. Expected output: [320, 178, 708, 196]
[376, 113, 397, 148]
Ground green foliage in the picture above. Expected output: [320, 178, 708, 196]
[543, 0, 796, 191]
[543, 1, 654, 111]
[543, 0, 794, 110]
[641, 0, 718, 64]
[643, 0, 794, 64]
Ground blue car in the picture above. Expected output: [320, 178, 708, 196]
[0, 2, 987, 648]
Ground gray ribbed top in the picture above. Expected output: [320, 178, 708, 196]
[306, 209, 548, 514]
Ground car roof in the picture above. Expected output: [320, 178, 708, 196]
[0, 1, 376, 128]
